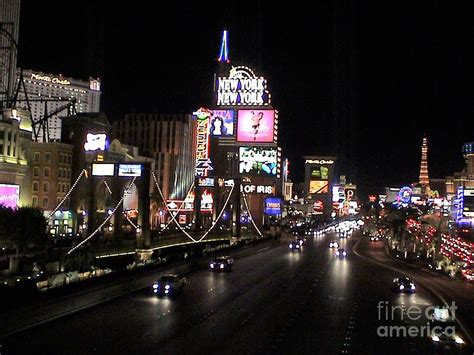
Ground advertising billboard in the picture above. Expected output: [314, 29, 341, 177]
[310, 166, 329, 180]
[0, 184, 20, 209]
[265, 197, 282, 215]
[237, 110, 275, 143]
[92, 163, 115, 176]
[210, 110, 234, 136]
[309, 181, 328, 194]
[118, 164, 142, 177]
[239, 147, 277, 176]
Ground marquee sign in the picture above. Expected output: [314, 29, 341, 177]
[241, 184, 274, 194]
[216, 66, 270, 106]
[193, 108, 213, 176]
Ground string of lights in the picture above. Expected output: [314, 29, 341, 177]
[67, 177, 137, 254]
[157, 182, 195, 236]
[242, 193, 264, 238]
[48, 169, 86, 219]
[103, 180, 113, 195]
[152, 172, 197, 242]
[197, 183, 235, 242]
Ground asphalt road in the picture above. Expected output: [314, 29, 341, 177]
[2, 232, 471, 354]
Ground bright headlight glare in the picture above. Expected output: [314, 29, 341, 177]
[210, 264, 214, 268]
[220, 264, 225, 269]
[152, 284, 158, 289]
[400, 285, 405, 290]
[165, 285, 170, 290]
[432, 335, 440, 342]
[455, 336, 464, 344]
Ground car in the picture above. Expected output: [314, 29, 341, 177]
[460, 265, 474, 281]
[209, 256, 234, 272]
[329, 241, 339, 248]
[429, 307, 465, 346]
[392, 276, 416, 293]
[370, 236, 380, 242]
[295, 237, 306, 246]
[335, 248, 347, 258]
[288, 241, 302, 251]
[152, 274, 187, 296]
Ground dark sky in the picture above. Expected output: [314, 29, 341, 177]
[17, 1, 473, 198]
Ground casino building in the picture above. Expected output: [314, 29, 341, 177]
[16, 69, 101, 141]
[189, 31, 283, 233]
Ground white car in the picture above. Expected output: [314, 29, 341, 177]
[152, 274, 187, 296]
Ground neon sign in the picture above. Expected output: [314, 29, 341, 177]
[193, 108, 212, 176]
[305, 159, 334, 165]
[216, 66, 270, 106]
[241, 184, 274, 194]
[31, 73, 71, 86]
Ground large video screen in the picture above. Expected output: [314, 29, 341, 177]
[311, 166, 329, 180]
[0, 184, 20, 209]
[210, 110, 234, 136]
[237, 110, 275, 143]
[309, 180, 328, 194]
[239, 147, 277, 176]
[92, 163, 115, 177]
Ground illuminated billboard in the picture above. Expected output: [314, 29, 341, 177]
[210, 110, 234, 136]
[118, 164, 142, 177]
[237, 110, 275, 143]
[84, 133, 108, 152]
[309, 181, 328, 194]
[198, 177, 215, 187]
[92, 163, 115, 176]
[239, 147, 277, 176]
[193, 108, 213, 176]
[265, 197, 282, 215]
[0, 184, 20, 209]
[310, 166, 329, 180]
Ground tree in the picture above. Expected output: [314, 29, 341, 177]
[0, 206, 48, 255]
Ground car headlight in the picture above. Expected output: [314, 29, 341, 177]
[220, 264, 225, 269]
[210, 264, 215, 268]
[343, 251, 347, 256]
[410, 283, 415, 289]
[152, 284, 158, 289]
[165, 285, 171, 290]
[336, 251, 340, 256]
[289, 244, 293, 248]
[296, 244, 300, 248]
[432, 335, 440, 342]
[400, 285, 405, 290]
[455, 336, 464, 344]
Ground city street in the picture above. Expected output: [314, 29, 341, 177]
[3, 232, 470, 354]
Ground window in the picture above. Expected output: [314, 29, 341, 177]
[43, 183, 49, 193]
[33, 167, 39, 177]
[59, 154, 63, 164]
[57, 184, 61, 193]
[33, 182, 39, 192]
[34, 152, 40, 163]
[44, 167, 50, 177]
[45, 153, 51, 163]
[32, 196, 38, 207]
[42, 197, 48, 207]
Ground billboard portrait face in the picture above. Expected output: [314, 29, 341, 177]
[211, 110, 234, 136]
[237, 110, 275, 142]
[309, 180, 328, 194]
[239, 147, 277, 176]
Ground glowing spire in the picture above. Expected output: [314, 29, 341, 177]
[419, 135, 430, 187]
[218, 30, 229, 63]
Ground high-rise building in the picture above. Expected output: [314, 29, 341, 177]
[16, 69, 101, 141]
[0, 0, 21, 104]
[419, 135, 430, 187]
[113, 113, 197, 201]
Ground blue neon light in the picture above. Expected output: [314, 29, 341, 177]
[218, 30, 229, 63]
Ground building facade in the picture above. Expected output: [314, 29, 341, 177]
[16, 69, 101, 141]
[113, 113, 196, 201]
[30, 142, 74, 234]
[0, 108, 31, 207]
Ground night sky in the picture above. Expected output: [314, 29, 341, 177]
[17, 1, 473, 199]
